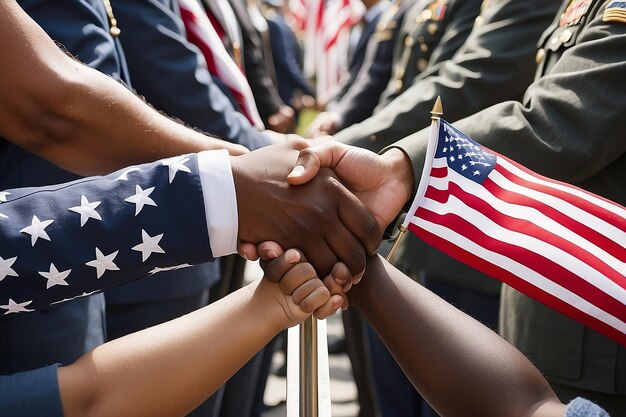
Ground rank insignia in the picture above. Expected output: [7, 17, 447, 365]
[560, 0, 592, 26]
[604, 1, 626, 23]
[428, 0, 448, 21]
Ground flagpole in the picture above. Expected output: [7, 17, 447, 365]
[387, 96, 443, 263]
[299, 316, 319, 417]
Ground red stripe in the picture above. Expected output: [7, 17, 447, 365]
[414, 200, 626, 323]
[429, 179, 626, 290]
[408, 222, 626, 346]
[493, 159, 626, 234]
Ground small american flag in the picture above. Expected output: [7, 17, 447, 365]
[403, 119, 626, 345]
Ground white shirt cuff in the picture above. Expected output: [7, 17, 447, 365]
[197, 150, 238, 257]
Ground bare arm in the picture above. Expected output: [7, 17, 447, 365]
[349, 255, 566, 417]
[58, 256, 334, 417]
[0, 1, 246, 177]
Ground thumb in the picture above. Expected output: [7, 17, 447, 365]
[287, 141, 348, 185]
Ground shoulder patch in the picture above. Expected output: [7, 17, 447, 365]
[604, 1, 626, 23]
[428, 0, 449, 21]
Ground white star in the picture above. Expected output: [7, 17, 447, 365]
[473, 170, 481, 176]
[450, 156, 455, 162]
[0, 191, 10, 202]
[461, 164, 468, 171]
[1, 299, 33, 314]
[116, 167, 141, 181]
[148, 263, 193, 275]
[0, 256, 18, 281]
[20, 215, 54, 246]
[163, 156, 191, 183]
[132, 230, 165, 262]
[125, 185, 157, 215]
[69, 195, 102, 227]
[39, 263, 71, 289]
[86, 248, 120, 278]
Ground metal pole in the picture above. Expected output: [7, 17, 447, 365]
[299, 316, 318, 417]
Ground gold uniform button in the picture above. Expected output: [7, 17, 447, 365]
[420, 42, 429, 53]
[110, 26, 121, 37]
[427, 23, 438, 35]
[369, 135, 377, 143]
[405, 36, 414, 47]
[535, 48, 545, 64]
[560, 29, 572, 43]
[395, 79, 403, 91]
[417, 58, 428, 71]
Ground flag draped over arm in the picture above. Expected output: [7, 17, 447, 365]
[403, 119, 626, 346]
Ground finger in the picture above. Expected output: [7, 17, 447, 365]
[299, 241, 338, 279]
[262, 249, 303, 283]
[335, 181, 382, 256]
[238, 241, 259, 261]
[293, 281, 330, 314]
[331, 262, 354, 291]
[323, 275, 349, 310]
[287, 141, 349, 185]
[256, 241, 286, 260]
[279, 261, 317, 294]
[313, 295, 343, 320]
[325, 226, 366, 281]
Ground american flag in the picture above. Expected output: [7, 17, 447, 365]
[179, 0, 264, 129]
[0, 155, 212, 314]
[403, 119, 626, 345]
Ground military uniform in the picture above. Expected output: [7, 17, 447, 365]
[377, 0, 483, 108]
[336, 0, 563, 152]
[391, 1, 626, 414]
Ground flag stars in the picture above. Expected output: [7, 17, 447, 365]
[39, 263, 71, 289]
[450, 156, 456, 162]
[1, 299, 33, 314]
[20, 215, 54, 246]
[0, 191, 10, 202]
[442, 147, 448, 153]
[125, 185, 157, 215]
[0, 256, 18, 281]
[473, 170, 481, 176]
[461, 164, 468, 171]
[132, 229, 165, 262]
[163, 156, 191, 183]
[86, 248, 120, 278]
[69, 195, 102, 227]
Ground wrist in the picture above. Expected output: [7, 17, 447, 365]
[382, 148, 414, 205]
[246, 280, 288, 335]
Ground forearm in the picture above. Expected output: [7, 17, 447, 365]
[0, 2, 244, 177]
[351, 255, 562, 417]
[58, 279, 282, 417]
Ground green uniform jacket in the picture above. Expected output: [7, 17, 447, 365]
[335, 0, 563, 152]
[392, 0, 626, 396]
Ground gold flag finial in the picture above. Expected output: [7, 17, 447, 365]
[431, 96, 443, 120]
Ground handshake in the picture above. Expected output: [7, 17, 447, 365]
[232, 138, 415, 282]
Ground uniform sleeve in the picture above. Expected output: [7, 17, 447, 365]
[0, 153, 234, 313]
[392, 3, 626, 201]
[111, 0, 271, 150]
[336, 0, 562, 151]
[0, 364, 63, 417]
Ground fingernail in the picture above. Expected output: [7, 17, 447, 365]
[268, 250, 278, 259]
[285, 250, 300, 264]
[333, 297, 343, 310]
[288, 165, 305, 177]
[242, 252, 248, 260]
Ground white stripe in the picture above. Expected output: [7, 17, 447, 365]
[438, 168, 626, 277]
[411, 217, 626, 334]
[418, 193, 626, 306]
[499, 157, 626, 221]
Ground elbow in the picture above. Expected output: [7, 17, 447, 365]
[8, 59, 86, 158]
